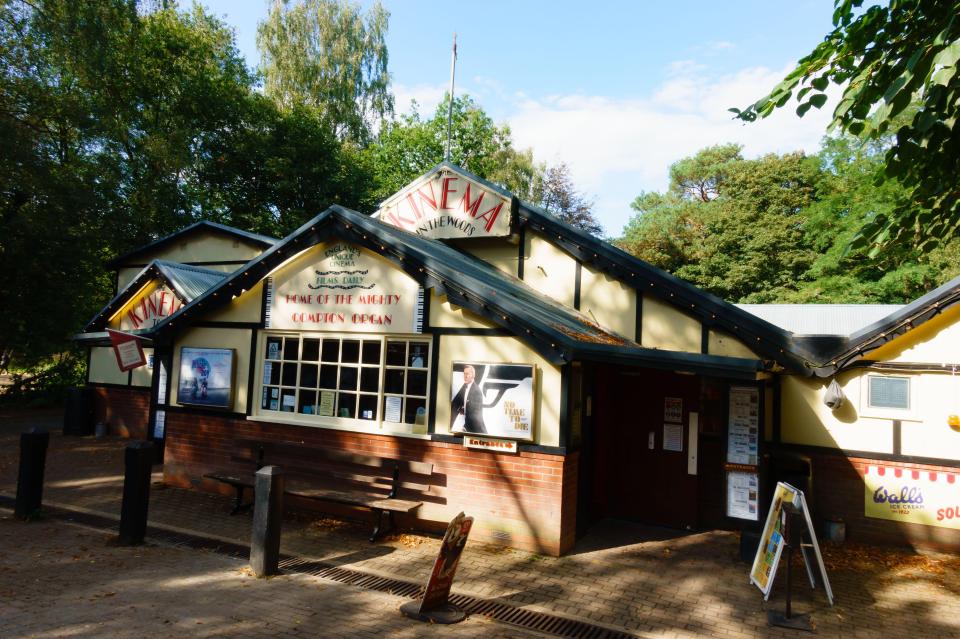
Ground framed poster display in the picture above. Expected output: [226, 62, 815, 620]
[450, 361, 535, 441]
[178, 347, 236, 409]
[727, 386, 760, 466]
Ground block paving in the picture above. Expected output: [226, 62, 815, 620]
[2, 408, 960, 638]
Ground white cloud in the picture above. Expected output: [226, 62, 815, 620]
[505, 64, 836, 236]
[392, 82, 449, 117]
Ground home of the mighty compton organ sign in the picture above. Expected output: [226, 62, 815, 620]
[269, 243, 422, 333]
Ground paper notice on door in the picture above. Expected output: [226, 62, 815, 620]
[663, 423, 683, 452]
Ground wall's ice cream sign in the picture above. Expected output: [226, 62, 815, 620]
[864, 464, 960, 529]
[377, 167, 515, 239]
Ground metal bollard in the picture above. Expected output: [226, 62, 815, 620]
[250, 465, 284, 577]
[15, 428, 50, 519]
[118, 440, 155, 545]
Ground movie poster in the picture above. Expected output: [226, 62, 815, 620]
[178, 347, 235, 409]
[450, 362, 534, 441]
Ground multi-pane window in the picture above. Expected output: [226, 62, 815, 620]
[260, 333, 430, 428]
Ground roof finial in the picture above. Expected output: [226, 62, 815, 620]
[445, 32, 457, 162]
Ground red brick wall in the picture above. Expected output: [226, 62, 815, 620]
[810, 452, 960, 550]
[89, 385, 151, 439]
[162, 411, 578, 555]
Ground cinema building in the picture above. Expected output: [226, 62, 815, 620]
[76, 163, 960, 555]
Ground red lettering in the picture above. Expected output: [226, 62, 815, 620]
[127, 308, 143, 329]
[440, 176, 458, 209]
[139, 298, 148, 323]
[385, 207, 416, 230]
[459, 184, 485, 218]
[146, 294, 159, 320]
[158, 291, 169, 317]
[477, 202, 505, 232]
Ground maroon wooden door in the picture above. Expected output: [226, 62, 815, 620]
[592, 367, 700, 529]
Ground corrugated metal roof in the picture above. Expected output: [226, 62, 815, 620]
[154, 260, 228, 301]
[736, 304, 903, 336]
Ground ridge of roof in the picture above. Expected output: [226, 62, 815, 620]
[106, 221, 279, 269]
[83, 258, 227, 332]
[148, 205, 767, 377]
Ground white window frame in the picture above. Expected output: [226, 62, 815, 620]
[859, 373, 918, 421]
[250, 330, 432, 438]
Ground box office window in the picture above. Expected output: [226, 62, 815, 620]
[867, 375, 910, 410]
[259, 332, 430, 428]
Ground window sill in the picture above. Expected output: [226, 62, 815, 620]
[246, 413, 433, 440]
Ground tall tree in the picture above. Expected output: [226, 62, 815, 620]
[257, 0, 393, 143]
[370, 95, 538, 201]
[732, 0, 960, 255]
[539, 163, 603, 236]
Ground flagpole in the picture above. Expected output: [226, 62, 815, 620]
[445, 33, 457, 162]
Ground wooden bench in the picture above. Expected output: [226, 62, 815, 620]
[204, 439, 434, 542]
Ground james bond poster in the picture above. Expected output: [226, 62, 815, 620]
[450, 362, 534, 441]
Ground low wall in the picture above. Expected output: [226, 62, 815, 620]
[89, 385, 151, 439]
[162, 410, 578, 556]
[809, 451, 960, 550]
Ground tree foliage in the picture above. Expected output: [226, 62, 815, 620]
[257, 0, 393, 143]
[617, 138, 957, 303]
[732, 0, 960, 254]
[0, 0, 375, 387]
[371, 95, 602, 234]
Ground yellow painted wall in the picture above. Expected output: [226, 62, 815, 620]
[641, 295, 702, 353]
[898, 372, 960, 459]
[434, 335, 562, 447]
[428, 292, 497, 329]
[170, 327, 251, 413]
[780, 373, 894, 453]
[708, 329, 759, 359]
[204, 281, 263, 323]
[115, 230, 266, 290]
[867, 305, 960, 363]
[579, 264, 636, 339]
[88, 347, 129, 385]
[457, 238, 520, 277]
[130, 348, 154, 388]
[522, 232, 577, 307]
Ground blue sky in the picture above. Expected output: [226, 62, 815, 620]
[199, 1, 839, 235]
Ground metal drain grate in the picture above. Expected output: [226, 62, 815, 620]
[1, 497, 637, 639]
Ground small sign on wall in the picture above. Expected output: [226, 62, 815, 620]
[864, 465, 960, 530]
[463, 436, 518, 454]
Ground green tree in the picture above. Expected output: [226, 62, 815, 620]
[257, 0, 393, 143]
[539, 163, 603, 236]
[369, 95, 539, 201]
[732, 0, 960, 254]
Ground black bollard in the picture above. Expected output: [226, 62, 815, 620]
[118, 440, 154, 545]
[250, 465, 284, 577]
[15, 428, 50, 519]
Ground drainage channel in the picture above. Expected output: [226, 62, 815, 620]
[1, 497, 637, 639]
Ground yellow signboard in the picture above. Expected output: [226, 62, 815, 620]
[864, 465, 960, 529]
[750, 482, 799, 597]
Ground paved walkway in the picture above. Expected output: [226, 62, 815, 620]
[2, 408, 960, 638]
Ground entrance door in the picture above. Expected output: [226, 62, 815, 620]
[592, 367, 699, 529]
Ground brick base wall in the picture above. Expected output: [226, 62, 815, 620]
[162, 411, 578, 556]
[89, 385, 151, 439]
[809, 451, 960, 550]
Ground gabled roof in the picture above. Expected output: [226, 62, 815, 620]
[106, 221, 278, 269]
[146, 205, 765, 378]
[412, 162, 810, 373]
[84, 260, 228, 332]
[736, 304, 904, 336]
[815, 275, 960, 375]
